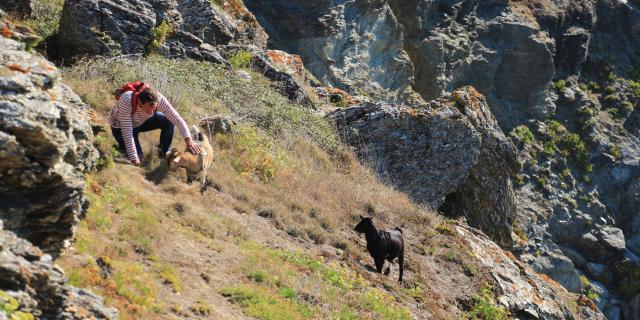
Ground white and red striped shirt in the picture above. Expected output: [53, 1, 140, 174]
[109, 91, 191, 162]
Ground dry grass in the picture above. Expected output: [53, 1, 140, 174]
[55, 55, 511, 319]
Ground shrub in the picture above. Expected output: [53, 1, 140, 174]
[19, 0, 64, 39]
[147, 21, 173, 53]
[228, 50, 253, 70]
[553, 80, 566, 90]
[436, 223, 455, 236]
[610, 145, 622, 160]
[511, 125, 534, 145]
[467, 285, 510, 320]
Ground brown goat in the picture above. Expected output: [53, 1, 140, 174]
[166, 125, 214, 190]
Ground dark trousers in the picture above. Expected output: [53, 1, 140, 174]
[111, 112, 174, 159]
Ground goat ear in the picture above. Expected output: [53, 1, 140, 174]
[359, 215, 364, 220]
[173, 156, 181, 163]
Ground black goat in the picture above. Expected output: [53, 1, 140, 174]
[353, 215, 405, 283]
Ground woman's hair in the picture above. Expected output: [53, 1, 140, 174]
[138, 87, 158, 105]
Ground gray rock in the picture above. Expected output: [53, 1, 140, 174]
[0, 0, 32, 17]
[328, 86, 519, 247]
[587, 262, 606, 278]
[0, 35, 98, 257]
[236, 70, 252, 81]
[526, 251, 583, 293]
[58, 0, 267, 62]
[456, 225, 605, 320]
[245, 0, 423, 105]
[0, 227, 118, 319]
[625, 293, 640, 320]
[605, 306, 621, 320]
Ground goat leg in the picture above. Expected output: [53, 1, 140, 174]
[398, 252, 404, 283]
[375, 258, 385, 274]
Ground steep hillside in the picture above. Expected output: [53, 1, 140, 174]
[54, 54, 598, 320]
[244, 1, 640, 318]
[0, 0, 630, 319]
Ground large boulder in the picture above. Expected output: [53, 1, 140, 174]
[245, 0, 423, 105]
[57, 0, 267, 62]
[456, 224, 605, 320]
[0, 224, 118, 319]
[328, 86, 519, 247]
[0, 30, 97, 257]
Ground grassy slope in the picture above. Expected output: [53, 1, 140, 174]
[54, 55, 514, 320]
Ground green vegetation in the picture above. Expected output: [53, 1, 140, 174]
[579, 275, 599, 301]
[147, 21, 173, 53]
[562, 194, 577, 208]
[609, 144, 622, 160]
[616, 261, 640, 300]
[228, 50, 254, 70]
[511, 125, 534, 145]
[553, 80, 566, 90]
[436, 223, 456, 236]
[222, 285, 314, 319]
[191, 300, 212, 316]
[541, 120, 590, 171]
[466, 285, 510, 320]
[0, 291, 35, 320]
[224, 242, 412, 319]
[18, 0, 64, 40]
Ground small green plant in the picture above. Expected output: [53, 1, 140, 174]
[623, 101, 635, 113]
[604, 94, 619, 103]
[537, 177, 547, 188]
[513, 174, 525, 186]
[248, 270, 269, 283]
[562, 194, 577, 208]
[463, 263, 477, 276]
[553, 80, 566, 90]
[588, 81, 601, 91]
[610, 145, 622, 160]
[580, 275, 600, 301]
[191, 300, 212, 316]
[467, 285, 510, 320]
[147, 21, 173, 53]
[436, 223, 455, 236]
[559, 168, 571, 180]
[511, 125, 535, 145]
[228, 50, 254, 70]
[0, 291, 35, 320]
[578, 194, 590, 202]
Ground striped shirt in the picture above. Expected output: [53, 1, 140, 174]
[109, 91, 191, 162]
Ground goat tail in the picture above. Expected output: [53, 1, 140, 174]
[394, 227, 403, 234]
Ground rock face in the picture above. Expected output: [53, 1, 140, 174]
[0, 224, 118, 319]
[247, 0, 640, 130]
[244, 0, 424, 105]
[0, 0, 32, 17]
[0, 15, 114, 319]
[455, 224, 606, 320]
[57, 0, 267, 62]
[0, 22, 98, 257]
[328, 86, 519, 247]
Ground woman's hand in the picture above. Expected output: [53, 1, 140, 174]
[185, 137, 202, 154]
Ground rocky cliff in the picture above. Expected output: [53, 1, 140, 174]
[58, 0, 267, 63]
[328, 86, 520, 247]
[0, 12, 116, 319]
